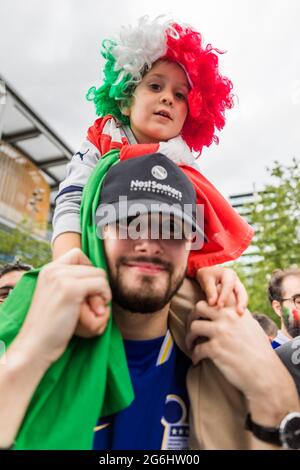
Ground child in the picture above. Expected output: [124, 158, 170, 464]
[52, 16, 253, 335]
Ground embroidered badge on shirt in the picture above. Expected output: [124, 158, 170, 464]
[161, 395, 189, 450]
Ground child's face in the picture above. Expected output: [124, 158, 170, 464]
[123, 60, 190, 144]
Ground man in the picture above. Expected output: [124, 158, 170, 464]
[268, 268, 300, 348]
[0, 261, 32, 304]
[0, 154, 299, 450]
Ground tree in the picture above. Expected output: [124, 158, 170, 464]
[232, 158, 300, 322]
[0, 219, 51, 268]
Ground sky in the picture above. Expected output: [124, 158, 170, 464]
[0, 0, 299, 197]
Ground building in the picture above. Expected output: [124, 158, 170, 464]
[0, 76, 73, 241]
[229, 188, 261, 267]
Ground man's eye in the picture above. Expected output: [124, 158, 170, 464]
[294, 295, 300, 306]
[118, 216, 137, 229]
[161, 219, 183, 238]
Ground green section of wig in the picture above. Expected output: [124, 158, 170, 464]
[86, 39, 135, 125]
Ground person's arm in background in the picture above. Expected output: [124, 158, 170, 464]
[0, 249, 111, 448]
[276, 337, 300, 395]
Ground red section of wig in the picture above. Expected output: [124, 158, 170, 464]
[164, 23, 234, 154]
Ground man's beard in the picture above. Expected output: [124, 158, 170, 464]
[283, 312, 300, 338]
[107, 256, 186, 313]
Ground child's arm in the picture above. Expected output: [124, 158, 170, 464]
[170, 266, 248, 341]
[51, 139, 101, 258]
[52, 232, 82, 260]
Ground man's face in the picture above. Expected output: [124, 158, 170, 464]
[0, 270, 26, 304]
[280, 275, 300, 338]
[103, 214, 191, 313]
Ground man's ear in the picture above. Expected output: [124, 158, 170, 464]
[272, 300, 282, 318]
[102, 224, 110, 239]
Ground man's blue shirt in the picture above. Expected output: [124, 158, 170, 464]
[93, 330, 191, 450]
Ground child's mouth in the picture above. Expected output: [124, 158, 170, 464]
[154, 111, 172, 120]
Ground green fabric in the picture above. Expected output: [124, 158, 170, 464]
[0, 149, 134, 449]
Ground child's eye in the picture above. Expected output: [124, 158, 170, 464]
[176, 92, 187, 100]
[149, 83, 161, 91]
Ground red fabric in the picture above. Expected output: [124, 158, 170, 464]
[179, 165, 254, 277]
[86, 118, 253, 277]
[120, 143, 160, 160]
[87, 115, 125, 156]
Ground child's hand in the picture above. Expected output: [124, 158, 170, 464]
[195, 266, 247, 315]
[75, 279, 111, 338]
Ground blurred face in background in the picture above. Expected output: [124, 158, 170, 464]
[272, 275, 300, 338]
[0, 270, 27, 304]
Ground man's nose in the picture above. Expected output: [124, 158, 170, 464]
[134, 237, 164, 256]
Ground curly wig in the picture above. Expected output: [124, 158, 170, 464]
[86, 16, 234, 154]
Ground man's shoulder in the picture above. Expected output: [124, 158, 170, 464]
[276, 336, 300, 394]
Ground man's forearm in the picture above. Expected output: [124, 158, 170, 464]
[0, 335, 49, 448]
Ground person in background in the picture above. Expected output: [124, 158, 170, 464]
[252, 312, 278, 343]
[268, 268, 300, 349]
[0, 261, 32, 305]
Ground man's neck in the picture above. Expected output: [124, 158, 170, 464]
[112, 302, 170, 340]
[281, 324, 292, 340]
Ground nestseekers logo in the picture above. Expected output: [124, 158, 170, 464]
[95, 197, 205, 251]
[130, 179, 182, 201]
[151, 165, 168, 180]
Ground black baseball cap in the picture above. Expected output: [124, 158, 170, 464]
[95, 153, 204, 241]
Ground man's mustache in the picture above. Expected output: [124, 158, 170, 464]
[117, 256, 172, 272]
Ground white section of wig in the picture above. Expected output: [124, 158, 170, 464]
[111, 16, 174, 86]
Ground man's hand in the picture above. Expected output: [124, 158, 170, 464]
[196, 266, 247, 315]
[75, 294, 110, 338]
[19, 248, 111, 366]
[185, 301, 272, 392]
[185, 301, 300, 429]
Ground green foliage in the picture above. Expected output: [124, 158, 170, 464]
[0, 219, 51, 268]
[232, 158, 300, 324]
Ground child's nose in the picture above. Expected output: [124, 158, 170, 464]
[160, 92, 173, 106]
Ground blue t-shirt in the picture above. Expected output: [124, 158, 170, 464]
[93, 330, 191, 450]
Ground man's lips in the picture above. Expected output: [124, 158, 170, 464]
[124, 261, 168, 274]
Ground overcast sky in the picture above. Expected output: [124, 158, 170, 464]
[0, 0, 299, 197]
